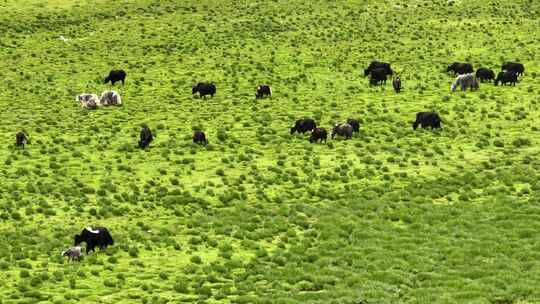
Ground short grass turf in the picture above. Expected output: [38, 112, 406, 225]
[1, 0, 540, 303]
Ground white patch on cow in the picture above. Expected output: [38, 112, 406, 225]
[114, 92, 122, 105]
[85, 227, 100, 234]
[269, 86, 272, 96]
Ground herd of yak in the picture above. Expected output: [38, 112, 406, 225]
[70, 60, 523, 150]
[286, 60, 524, 143]
[367, 61, 523, 89]
[12, 61, 527, 260]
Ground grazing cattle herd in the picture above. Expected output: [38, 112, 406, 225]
[12, 61, 526, 260]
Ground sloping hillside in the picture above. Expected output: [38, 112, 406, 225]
[0, 0, 539, 303]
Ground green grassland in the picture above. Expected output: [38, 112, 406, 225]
[1, 0, 540, 303]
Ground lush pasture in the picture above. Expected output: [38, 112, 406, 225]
[1, 0, 540, 303]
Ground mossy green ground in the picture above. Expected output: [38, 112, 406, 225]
[1, 0, 540, 303]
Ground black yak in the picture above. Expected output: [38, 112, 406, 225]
[74, 227, 114, 254]
[413, 112, 441, 130]
[139, 126, 154, 149]
[309, 128, 327, 143]
[369, 68, 387, 86]
[193, 131, 208, 145]
[104, 70, 126, 85]
[502, 62, 524, 76]
[447, 62, 473, 75]
[290, 118, 316, 135]
[346, 119, 360, 133]
[475, 68, 495, 82]
[364, 61, 393, 77]
[192, 83, 216, 98]
[255, 85, 272, 99]
[16, 131, 28, 149]
[392, 76, 402, 93]
[494, 71, 518, 86]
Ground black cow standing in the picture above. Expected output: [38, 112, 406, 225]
[104, 70, 126, 85]
[192, 83, 216, 98]
[369, 68, 387, 86]
[413, 112, 442, 130]
[364, 61, 393, 77]
[346, 118, 360, 133]
[475, 68, 495, 82]
[139, 126, 154, 148]
[193, 131, 208, 145]
[392, 76, 402, 93]
[74, 227, 114, 254]
[15, 131, 28, 149]
[502, 62, 524, 76]
[447, 62, 473, 75]
[255, 85, 272, 99]
[494, 71, 518, 86]
[290, 118, 316, 135]
[309, 128, 327, 143]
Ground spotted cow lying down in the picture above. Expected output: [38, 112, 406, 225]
[76, 91, 122, 109]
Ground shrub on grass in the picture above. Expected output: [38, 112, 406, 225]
[159, 271, 168, 280]
[30, 276, 42, 287]
[174, 281, 188, 293]
[52, 270, 63, 282]
[512, 137, 531, 147]
[128, 247, 139, 258]
[190, 255, 202, 264]
[103, 279, 116, 288]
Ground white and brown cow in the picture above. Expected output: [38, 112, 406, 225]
[99, 90, 122, 106]
[76, 93, 100, 109]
